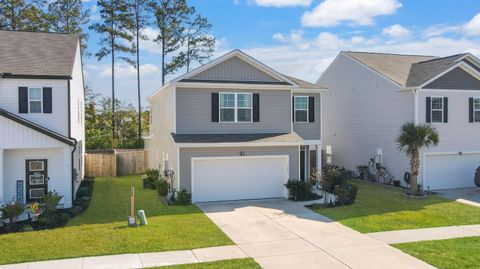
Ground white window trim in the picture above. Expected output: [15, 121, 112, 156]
[430, 96, 444, 123]
[28, 87, 43, 114]
[294, 96, 309, 123]
[219, 92, 253, 123]
[474, 97, 480, 122]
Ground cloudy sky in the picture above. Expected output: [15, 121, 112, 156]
[81, 0, 480, 106]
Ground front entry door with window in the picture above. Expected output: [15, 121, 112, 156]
[26, 159, 48, 202]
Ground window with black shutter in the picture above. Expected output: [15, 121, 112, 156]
[43, 87, 52, 113]
[18, 87, 28, 113]
[308, 96, 314, 122]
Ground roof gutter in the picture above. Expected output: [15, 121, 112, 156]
[1, 73, 71, 80]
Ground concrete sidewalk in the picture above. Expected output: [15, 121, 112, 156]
[368, 224, 480, 244]
[0, 245, 248, 269]
[198, 199, 435, 269]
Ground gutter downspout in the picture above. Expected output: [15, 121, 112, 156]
[67, 79, 77, 205]
[71, 138, 77, 204]
[413, 88, 419, 125]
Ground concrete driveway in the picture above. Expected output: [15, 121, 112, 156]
[198, 199, 434, 269]
[438, 187, 480, 207]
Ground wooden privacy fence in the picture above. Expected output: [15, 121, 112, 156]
[85, 149, 147, 177]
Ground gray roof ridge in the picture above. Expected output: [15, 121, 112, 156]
[413, 53, 469, 65]
[343, 50, 437, 58]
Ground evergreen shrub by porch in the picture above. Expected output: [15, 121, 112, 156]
[143, 169, 160, 189]
[174, 189, 192, 205]
[333, 183, 358, 205]
[285, 180, 314, 201]
[156, 179, 169, 196]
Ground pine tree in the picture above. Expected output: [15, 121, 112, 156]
[150, 0, 191, 85]
[47, 0, 90, 52]
[183, 9, 215, 72]
[90, 0, 135, 139]
[0, 0, 49, 31]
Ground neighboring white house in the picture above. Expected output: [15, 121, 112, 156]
[0, 31, 85, 208]
[319, 51, 480, 191]
[145, 50, 326, 203]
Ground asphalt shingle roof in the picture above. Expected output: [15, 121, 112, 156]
[0, 30, 79, 77]
[406, 53, 468, 87]
[284, 75, 327, 90]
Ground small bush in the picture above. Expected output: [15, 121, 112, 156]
[321, 165, 344, 192]
[333, 183, 358, 205]
[42, 191, 63, 215]
[2, 202, 24, 224]
[285, 180, 314, 201]
[156, 179, 169, 196]
[174, 189, 191, 205]
[143, 169, 160, 189]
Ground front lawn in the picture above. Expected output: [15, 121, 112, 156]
[0, 176, 232, 265]
[152, 258, 261, 269]
[311, 180, 480, 233]
[394, 236, 480, 269]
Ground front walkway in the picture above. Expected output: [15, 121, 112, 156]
[368, 224, 480, 244]
[198, 199, 434, 269]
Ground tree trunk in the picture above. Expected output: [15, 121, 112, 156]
[161, 38, 165, 86]
[135, 0, 141, 139]
[410, 149, 420, 195]
[111, 35, 116, 140]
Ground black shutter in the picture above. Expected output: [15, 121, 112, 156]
[292, 96, 295, 122]
[18, 87, 28, 113]
[426, 97, 431, 123]
[469, 97, 474, 123]
[308, 96, 315, 122]
[253, 93, 260, 122]
[43, 87, 52, 113]
[211, 93, 219, 122]
[443, 97, 448, 123]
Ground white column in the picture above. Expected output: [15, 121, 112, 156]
[316, 144, 322, 174]
[0, 149, 3, 203]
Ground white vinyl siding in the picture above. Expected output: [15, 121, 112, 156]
[294, 96, 308, 122]
[431, 97, 444, 123]
[219, 92, 252, 123]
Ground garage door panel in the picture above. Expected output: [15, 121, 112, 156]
[425, 154, 480, 190]
[192, 156, 288, 202]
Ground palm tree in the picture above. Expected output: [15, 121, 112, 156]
[397, 122, 439, 195]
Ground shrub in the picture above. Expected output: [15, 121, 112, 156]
[174, 189, 191, 205]
[42, 191, 63, 215]
[21, 224, 34, 232]
[333, 183, 358, 205]
[2, 202, 24, 224]
[143, 169, 160, 189]
[285, 180, 314, 201]
[156, 179, 169, 196]
[38, 191, 65, 228]
[320, 165, 344, 193]
[356, 165, 369, 180]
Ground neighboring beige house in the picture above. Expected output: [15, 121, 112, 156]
[0, 31, 85, 208]
[144, 50, 326, 203]
[318, 51, 480, 191]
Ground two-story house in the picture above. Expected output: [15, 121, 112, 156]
[145, 50, 325, 203]
[0, 31, 85, 208]
[319, 51, 480, 191]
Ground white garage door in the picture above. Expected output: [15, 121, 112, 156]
[425, 153, 480, 190]
[192, 155, 289, 203]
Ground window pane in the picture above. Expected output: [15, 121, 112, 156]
[431, 110, 443, 122]
[237, 94, 252, 108]
[220, 108, 234, 122]
[220, 93, 235, 108]
[238, 108, 252, 122]
[475, 111, 480, 122]
[431, 97, 443, 109]
[295, 97, 308, 109]
[29, 88, 42, 100]
[30, 101, 42, 113]
[475, 98, 480, 110]
[296, 110, 307, 122]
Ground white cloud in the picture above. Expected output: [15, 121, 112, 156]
[251, 0, 312, 7]
[383, 24, 411, 38]
[272, 33, 287, 43]
[464, 13, 480, 36]
[99, 63, 161, 78]
[302, 0, 402, 27]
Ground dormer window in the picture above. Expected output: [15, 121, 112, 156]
[29, 87, 43, 113]
[219, 92, 252, 122]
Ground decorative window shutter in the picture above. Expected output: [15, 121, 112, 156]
[426, 97, 431, 123]
[292, 96, 295, 122]
[43, 87, 52, 113]
[211, 93, 219, 122]
[18, 87, 28, 113]
[469, 97, 474, 123]
[308, 96, 315, 122]
[443, 97, 448, 123]
[253, 93, 260, 122]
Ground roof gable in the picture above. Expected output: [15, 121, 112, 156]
[406, 54, 468, 87]
[424, 66, 480, 90]
[0, 30, 78, 77]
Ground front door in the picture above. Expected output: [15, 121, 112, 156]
[26, 159, 48, 202]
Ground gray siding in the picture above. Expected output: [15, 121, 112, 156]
[319, 53, 414, 184]
[179, 146, 300, 192]
[425, 67, 480, 90]
[176, 88, 291, 134]
[192, 56, 279, 82]
[293, 93, 321, 140]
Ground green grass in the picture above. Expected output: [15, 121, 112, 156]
[0, 176, 232, 265]
[150, 258, 261, 269]
[394, 237, 480, 269]
[310, 180, 480, 233]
